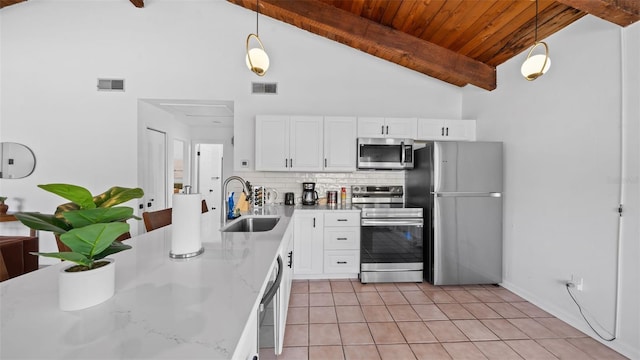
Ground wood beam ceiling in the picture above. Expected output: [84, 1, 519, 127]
[228, 0, 496, 91]
[130, 0, 144, 8]
[556, 0, 639, 27]
[0, 0, 26, 8]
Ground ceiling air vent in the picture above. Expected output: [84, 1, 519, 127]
[252, 82, 278, 95]
[97, 78, 125, 91]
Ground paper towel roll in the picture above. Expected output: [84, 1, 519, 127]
[170, 193, 204, 258]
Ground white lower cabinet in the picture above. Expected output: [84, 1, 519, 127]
[233, 308, 257, 360]
[293, 211, 324, 276]
[323, 212, 360, 275]
[277, 222, 294, 355]
[292, 210, 360, 279]
[323, 250, 359, 274]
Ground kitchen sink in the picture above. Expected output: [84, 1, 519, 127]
[220, 216, 280, 233]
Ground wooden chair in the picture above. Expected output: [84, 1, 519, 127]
[0, 236, 39, 281]
[142, 208, 173, 232]
[0, 252, 9, 282]
[142, 199, 210, 232]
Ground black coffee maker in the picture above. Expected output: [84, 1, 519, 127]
[302, 182, 318, 205]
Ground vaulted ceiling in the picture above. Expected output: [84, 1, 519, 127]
[2, 0, 637, 91]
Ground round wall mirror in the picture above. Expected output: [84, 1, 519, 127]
[0, 142, 36, 179]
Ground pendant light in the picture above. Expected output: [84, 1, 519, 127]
[521, 0, 550, 81]
[245, 0, 270, 76]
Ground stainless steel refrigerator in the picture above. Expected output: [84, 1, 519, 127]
[405, 141, 503, 285]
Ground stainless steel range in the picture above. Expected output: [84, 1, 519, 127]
[352, 185, 424, 283]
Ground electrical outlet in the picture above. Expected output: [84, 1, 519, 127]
[568, 275, 584, 291]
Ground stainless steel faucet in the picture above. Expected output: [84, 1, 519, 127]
[223, 176, 248, 222]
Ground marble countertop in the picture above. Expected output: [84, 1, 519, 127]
[0, 205, 296, 359]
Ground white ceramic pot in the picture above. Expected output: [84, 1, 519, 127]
[58, 258, 115, 311]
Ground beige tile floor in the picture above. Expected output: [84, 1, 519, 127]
[271, 279, 627, 360]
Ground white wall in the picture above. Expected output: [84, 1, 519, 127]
[463, 17, 639, 358]
[0, 0, 461, 244]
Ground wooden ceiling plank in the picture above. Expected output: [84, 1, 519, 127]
[447, 1, 513, 52]
[130, 0, 144, 8]
[417, 0, 465, 40]
[480, 4, 584, 66]
[457, 0, 534, 58]
[556, 0, 639, 27]
[400, 0, 443, 38]
[0, 0, 27, 8]
[228, 0, 496, 90]
[429, 0, 495, 48]
[434, 1, 506, 51]
[378, 0, 402, 27]
[390, 0, 423, 32]
[361, 0, 392, 22]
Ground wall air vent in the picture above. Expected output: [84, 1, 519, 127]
[97, 78, 125, 91]
[252, 82, 278, 95]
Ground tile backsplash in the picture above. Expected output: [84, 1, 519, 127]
[237, 171, 404, 204]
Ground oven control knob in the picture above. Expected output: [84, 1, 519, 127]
[353, 186, 360, 192]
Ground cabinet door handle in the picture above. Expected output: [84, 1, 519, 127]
[337, 261, 347, 264]
[313, 218, 316, 228]
[337, 219, 348, 222]
[441, 127, 445, 136]
[386, 125, 389, 134]
[288, 251, 293, 268]
[336, 237, 348, 241]
[324, 158, 327, 167]
[285, 159, 288, 168]
[445, 127, 449, 136]
[381, 125, 384, 135]
[290, 158, 293, 167]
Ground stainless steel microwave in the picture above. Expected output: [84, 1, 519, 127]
[357, 138, 414, 170]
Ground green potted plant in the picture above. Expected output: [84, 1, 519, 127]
[0, 196, 7, 215]
[15, 183, 144, 311]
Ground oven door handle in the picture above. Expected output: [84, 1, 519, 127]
[260, 255, 283, 312]
[361, 219, 424, 227]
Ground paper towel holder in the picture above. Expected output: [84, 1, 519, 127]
[170, 247, 205, 259]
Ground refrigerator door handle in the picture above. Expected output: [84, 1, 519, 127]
[431, 192, 502, 198]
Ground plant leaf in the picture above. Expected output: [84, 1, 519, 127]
[94, 187, 144, 208]
[94, 241, 132, 260]
[63, 207, 134, 228]
[14, 212, 71, 234]
[31, 252, 92, 267]
[59, 222, 130, 258]
[38, 184, 96, 209]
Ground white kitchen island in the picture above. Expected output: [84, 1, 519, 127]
[0, 205, 295, 360]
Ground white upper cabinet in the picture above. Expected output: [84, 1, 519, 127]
[290, 116, 324, 171]
[323, 116, 357, 172]
[256, 115, 323, 171]
[417, 118, 476, 141]
[357, 117, 417, 139]
[256, 115, 289, 171]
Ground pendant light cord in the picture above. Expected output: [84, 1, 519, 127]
[534, 0, 538, 42]
[256, 0, 260, 36]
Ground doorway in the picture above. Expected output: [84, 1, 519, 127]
[143, 128, 167, 214]
[196, 143, 224, 231]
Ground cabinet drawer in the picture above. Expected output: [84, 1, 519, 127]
[324, 212, 360, 227]
[324, 250, 359, 273]
[324, 228, 360, 250]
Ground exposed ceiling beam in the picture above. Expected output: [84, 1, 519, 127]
[227, 0, 497, 91]
[0, 0, 27, 9]
[556, 0, 639, 27]
[130, 0, 144, 8]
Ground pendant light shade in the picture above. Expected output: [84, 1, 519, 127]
[521, 41, 551, 81]
[246, 33, 270, 76]
[246, 0, 269, 76]
[522, 0, 550, 81]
